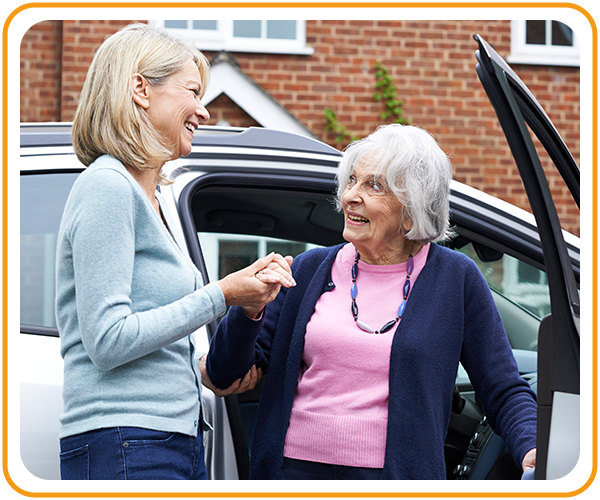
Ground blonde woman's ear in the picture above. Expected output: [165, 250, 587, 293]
[131, 74, 150, 109]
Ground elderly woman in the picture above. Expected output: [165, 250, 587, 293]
[56, 23, 292, 480]
[203, 124, 537, 480]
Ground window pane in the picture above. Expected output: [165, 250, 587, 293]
[218, 241, 258, 279]
[233, 20, 262, 38]
[458, 242, 551, 318]
[526, 20, 546, 45]
[552, 21, 573, 46]
[193, 20, 217, 31]
[518, 260, 545, 285]
[266, 20, 296, 40]
[21, 173, 79, 328]
[456, 242, 551, 352]
[164, 20, 188, 29]
[266, 241, 305, 258]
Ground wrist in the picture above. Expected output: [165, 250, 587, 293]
[243, 306, 264, 320]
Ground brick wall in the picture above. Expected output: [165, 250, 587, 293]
[207, 94, 261, 127]
[19, 19, 580, 235]
[60, 20, 146, 120]
[20, 20, 62, 122]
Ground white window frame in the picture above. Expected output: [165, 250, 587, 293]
[150, 20, 314, 55]
[507, 20, 579, 67]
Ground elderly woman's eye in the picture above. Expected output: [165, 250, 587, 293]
[371, 181, 383, 191]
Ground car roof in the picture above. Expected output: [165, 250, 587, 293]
[19, 122, 342, 156]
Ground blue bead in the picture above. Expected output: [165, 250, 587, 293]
[407, 256, 414, 275]
[351, 300, 358, 317]
[380, 319, 398, 333]
[351, 283, 358, 298]
[403, 279, 411, 298]
[352, 263, 358, 280]
[398, 300, 407, 317]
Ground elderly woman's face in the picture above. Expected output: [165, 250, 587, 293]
[144, 60, 209, 161]
[341, 159, 410, 264]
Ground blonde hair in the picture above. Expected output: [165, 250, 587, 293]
[72, 23, 209, 178]
[336, 124, 453, 243]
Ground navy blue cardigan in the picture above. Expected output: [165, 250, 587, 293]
[207, 243, 537, 479]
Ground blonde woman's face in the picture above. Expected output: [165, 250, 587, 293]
[145, 60, 209, 161]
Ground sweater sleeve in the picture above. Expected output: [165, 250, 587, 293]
[205, 307, 264, 389]
[205, 247, 309, 389]
[206, 279, 291, 389]
[65, 169, 226, 371]
[459, 258, 537, 468]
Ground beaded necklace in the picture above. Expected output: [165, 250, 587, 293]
[350, 249, 414, 334]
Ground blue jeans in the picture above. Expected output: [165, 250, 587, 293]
[60, 427, 207, 480]
[283, 457, 383, 480]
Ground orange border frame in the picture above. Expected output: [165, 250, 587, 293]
[2, 1, 597, 498]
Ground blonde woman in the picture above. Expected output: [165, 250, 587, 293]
[56, 23, 293, 480]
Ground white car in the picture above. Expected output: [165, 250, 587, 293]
[19, 35, 579, 480]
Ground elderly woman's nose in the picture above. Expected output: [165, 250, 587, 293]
[343, 183, 361, 203]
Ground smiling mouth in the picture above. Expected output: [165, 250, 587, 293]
[184, 122, 196, 134]
[348, 214, 370, 223]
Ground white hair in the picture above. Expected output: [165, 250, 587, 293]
[335, 124, 453, 243]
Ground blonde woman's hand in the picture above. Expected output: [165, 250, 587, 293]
[522, 448, 536, 471]
[199, 354, 262, 397]
[217, 253, 295, 318]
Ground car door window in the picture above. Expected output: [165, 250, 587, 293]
[458, 242, 551, 319]
[21, 173, 78, 330]
[198, 232, 320, 283]
[457, 242, 547, 353]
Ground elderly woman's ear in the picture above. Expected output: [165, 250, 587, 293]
[131, 74, 150, 109]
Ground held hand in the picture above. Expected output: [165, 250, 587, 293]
[217, 253, 295, 313]
[254, 254, 294, 283]
[199, 354, 262, 397]
[522, 448, 536, 471]
[245, 254, 295, 318]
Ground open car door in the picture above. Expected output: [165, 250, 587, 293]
[474, 34, 580, 480]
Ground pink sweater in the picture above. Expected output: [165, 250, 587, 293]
[283, 243, 430, 468]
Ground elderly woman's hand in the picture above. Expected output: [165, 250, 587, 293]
[217, 253, 295, 318]
[199, 354, 262, 397]
[522, 448, 536, 471]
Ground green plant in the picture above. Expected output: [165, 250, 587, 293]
[323, 108, 360, 144]
[323, 61, 409, 146]
[373, 61, 409, 124]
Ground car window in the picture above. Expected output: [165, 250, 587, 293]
[458, 242, 550, 320]
[456, 242, 545, 353]
[21, 173, 78, 329]
[198, 232, 321, 283]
